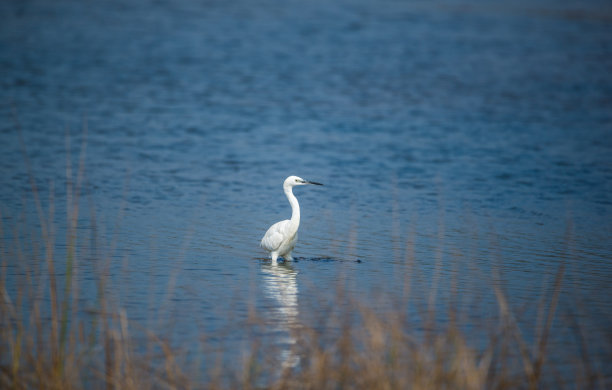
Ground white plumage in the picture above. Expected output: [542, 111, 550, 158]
[260, 175, 323, 263]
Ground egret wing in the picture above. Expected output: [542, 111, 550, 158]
[260, 220, 290, 252]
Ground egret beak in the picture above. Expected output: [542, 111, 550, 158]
[306, 180, 323, 186]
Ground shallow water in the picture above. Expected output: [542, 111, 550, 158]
[1, 0, 612, 380]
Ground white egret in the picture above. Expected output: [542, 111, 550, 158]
[260, 176, 323, 263]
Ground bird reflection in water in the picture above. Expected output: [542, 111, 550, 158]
[261, 261, 300, 369]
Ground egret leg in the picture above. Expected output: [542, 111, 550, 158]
[285, 252, 293, 261]
[271, 252, 279, 263]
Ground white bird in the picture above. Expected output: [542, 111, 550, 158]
[261, 176, 323, 263]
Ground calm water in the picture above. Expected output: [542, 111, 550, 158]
[2, 0, 612, 379]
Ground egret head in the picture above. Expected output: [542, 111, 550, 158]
[284, 175, 323, 188]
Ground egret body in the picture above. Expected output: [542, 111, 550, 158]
[260, 176, 323, 263]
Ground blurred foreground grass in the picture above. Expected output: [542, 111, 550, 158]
[1, 238, 607, 390]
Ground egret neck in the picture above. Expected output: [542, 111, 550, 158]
[284, 184, 300, 235]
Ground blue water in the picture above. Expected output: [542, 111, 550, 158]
[2, 0, 612, 381]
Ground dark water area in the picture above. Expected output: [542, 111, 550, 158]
[2, 0, 612, 381]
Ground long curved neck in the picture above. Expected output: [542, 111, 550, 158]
[284, 186, 300, 231]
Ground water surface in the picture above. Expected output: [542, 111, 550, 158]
[1, 0, 612, 380]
